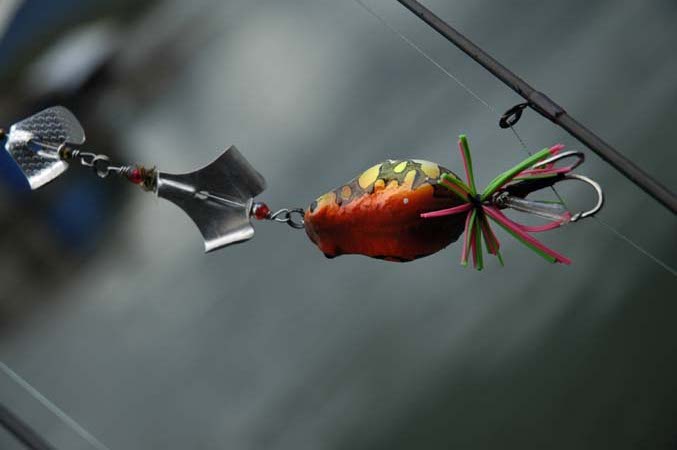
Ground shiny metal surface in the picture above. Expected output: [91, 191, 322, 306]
[268, 208, 305, 229]
[156, 146, 267, 253]
[532, 150, 585, 171]
[4, 106, 85, 189]
[530, 150, 604, 222]
[496, 150, 604, 222]
[566, 174, 604, 222]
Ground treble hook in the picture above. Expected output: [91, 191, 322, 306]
[497, 150, 604, 223]
[534, 150, 603, 221]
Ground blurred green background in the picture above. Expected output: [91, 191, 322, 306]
[0, 0, 676, 448]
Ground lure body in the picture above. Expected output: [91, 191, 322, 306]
[304, 159, 466, 261]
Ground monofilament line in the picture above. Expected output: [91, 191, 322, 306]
[353, 0, 496, 113]
[353, 0, 530, 158]
[354, 0, 535, 155]
[0, 362, 112, 450]
[593, 217, 676, 277]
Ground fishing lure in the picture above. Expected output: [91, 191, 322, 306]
[303, 136, 603, 268]
[1, 106, 603, 269]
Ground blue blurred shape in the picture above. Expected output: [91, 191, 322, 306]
[46, 177, 108, 251]
[0, 137, 31, 192]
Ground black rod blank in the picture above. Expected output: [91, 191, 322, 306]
[396, 0, 677, 214]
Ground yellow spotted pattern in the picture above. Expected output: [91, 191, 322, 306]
[358, 163, 382, 189]
[309, 159, 455, 214]
[403, 169, 417, 187]
[393, 161, 408, 173]
[418, 160, 440, 179]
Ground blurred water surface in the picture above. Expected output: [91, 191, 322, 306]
[1, 0, 676, 449]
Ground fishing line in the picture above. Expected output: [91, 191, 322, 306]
[592, 217, 676, 277]
[354, 0, 495, 114]
[0, 362, 112, 450]
[352, 0, 676, 277]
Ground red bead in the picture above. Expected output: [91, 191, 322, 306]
[128, 168, 144, 184]
[252, 202, 270, 220]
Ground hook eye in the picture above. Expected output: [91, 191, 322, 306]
[562, 173, 604, 222]
[531, 150, 585, 171]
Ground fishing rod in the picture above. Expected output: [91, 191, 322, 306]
[395, 0, 677, 215]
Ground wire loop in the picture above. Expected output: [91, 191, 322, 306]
[499, 102, 529, 129]
[269, 208, 305, 229]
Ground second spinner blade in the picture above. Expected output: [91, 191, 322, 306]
[156, 145, 266, 252]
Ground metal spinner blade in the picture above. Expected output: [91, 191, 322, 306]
[156, 146, 267, 252]
[4, 106, 85, 189]
[3, 106, 273, 253]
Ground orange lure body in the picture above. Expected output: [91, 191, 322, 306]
[304, 159, 466, 262]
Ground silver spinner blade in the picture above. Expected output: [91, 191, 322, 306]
[4, 106, 86, 190]
[156, 146, 267, 253]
